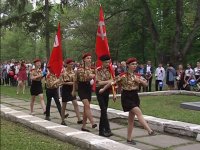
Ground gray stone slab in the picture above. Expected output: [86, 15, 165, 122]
[5, 111, 26, 122]
[22, 109, 31, 114]
[8, 101, 30, 106]
[32, 121, 62, 134]
[51, 118, 62, 124]
[64, 110, 78, 118]
[120, 140, 158, 150]
[108, 135, 124, 141]
[141, 116, 176, 132]
[109, 121, 125, 130]
[0, 97, 23, 102]
[48, 107, 61, 113]
[112, 127, 149, 139]
[173, 143, 200, 150]
[180, 102, 200, 111]
[50, 118, 73, 126]
[0, 103, 13, 107]
[47, 126, 83, 141]
[7, 106, 25, 110]
[17, 115, 47, 128]
[197, 134, 200, 141]
[136, 134, 192, 148]
[49, 112, 62, 119]
[193, 127, 200, 134]
[69, 124, 82, 130]
[30, 104, 44, 109]
[34, 114, 46, 119]
[70, 132, 139, 150]
[65, 117, 81, 124]
[164, 121, 199, 137]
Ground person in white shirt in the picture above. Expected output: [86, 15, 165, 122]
[155, 63, 165, 91]
[194, 61, 200, 83]
[144, 61, 153, 92]
[184, 64, 194, 84]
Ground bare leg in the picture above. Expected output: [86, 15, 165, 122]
[127, 111, 135, 141]
[131, 107, 152, 133]
[17, 81, 22, 94]
[72, 100, 82, 121]
[61, 102, 67, 122]
[38, 94, 46, 112]
[81, 109, 87, 129]
[22, 81, 26, 94]
[82, 99, 95, 128]
[30, 95, 36, 113]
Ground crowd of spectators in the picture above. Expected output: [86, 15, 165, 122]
[1, 58, 200, 92]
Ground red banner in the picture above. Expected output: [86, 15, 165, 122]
[95, 6, 115, 78]
[48, 22, 63, 77]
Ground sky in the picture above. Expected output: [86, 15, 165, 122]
[31, 0, 61, 9]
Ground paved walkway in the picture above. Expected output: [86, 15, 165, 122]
[1, 96, 200, 150]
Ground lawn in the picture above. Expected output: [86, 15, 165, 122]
[0, 118, 82, 150]
[95, 95, 200, 125]
[1, 85, 200, 124]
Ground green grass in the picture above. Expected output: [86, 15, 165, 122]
[1, 85, 200, 124]
[94, 94, 200, 125]
[0, 85, 46, 102]
[0, 118, 82, 150]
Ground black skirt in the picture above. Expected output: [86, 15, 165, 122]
[78, 81, 92, 101]
[121, 90, 140, 112]
[30, 80, 43, 96]
[62, 84, 76, 102]
[195, 75, 200, 83]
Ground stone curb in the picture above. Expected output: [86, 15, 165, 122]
[63, 90, 200, 141]
[0, 104, 139, 150]
[91, 90, 200, 99]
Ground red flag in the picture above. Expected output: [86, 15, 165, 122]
[48, 22, 63, 77]
[95, 5, 115, 78]
[95, 6, 116, 98]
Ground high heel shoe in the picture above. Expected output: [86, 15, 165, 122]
[148, 130, 156, 136]
[92, 124, 97, 128]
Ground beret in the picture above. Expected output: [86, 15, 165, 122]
[82, 52, 91, 59]
[126, 57, 137, 64]
[65, 58, 74, 64]
[33, 58, 41, 63]
[99, 55, 110, 61]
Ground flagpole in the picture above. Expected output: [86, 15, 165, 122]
[110, 71, 117, 102]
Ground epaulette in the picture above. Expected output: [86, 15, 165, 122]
[119, 72, 126, 77]
[46, 73, 51, 78]
[96, 66, 102, 71]
[91, 66, 96, 69]
[61, 68, 64, 73]
[135, 73, 141, 77]
[77, 67, 83, 69]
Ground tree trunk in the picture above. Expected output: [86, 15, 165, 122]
[171, 0, 183, 64]
[182, 0, 200, 58]
[141, 0, 159, 65]
[141, 0, 159, 44]
[45, 0, 50, 59]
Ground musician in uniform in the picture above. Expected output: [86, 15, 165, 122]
[60, 58, 83, 126]
[45, 66, 62, 121]
[96, 55, 113, 137]
[72, 53, 97, 132]
[99, 57, 156, 145]
[30, 59, 46, 115]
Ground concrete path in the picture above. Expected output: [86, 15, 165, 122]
[1, 96, 200, 150]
